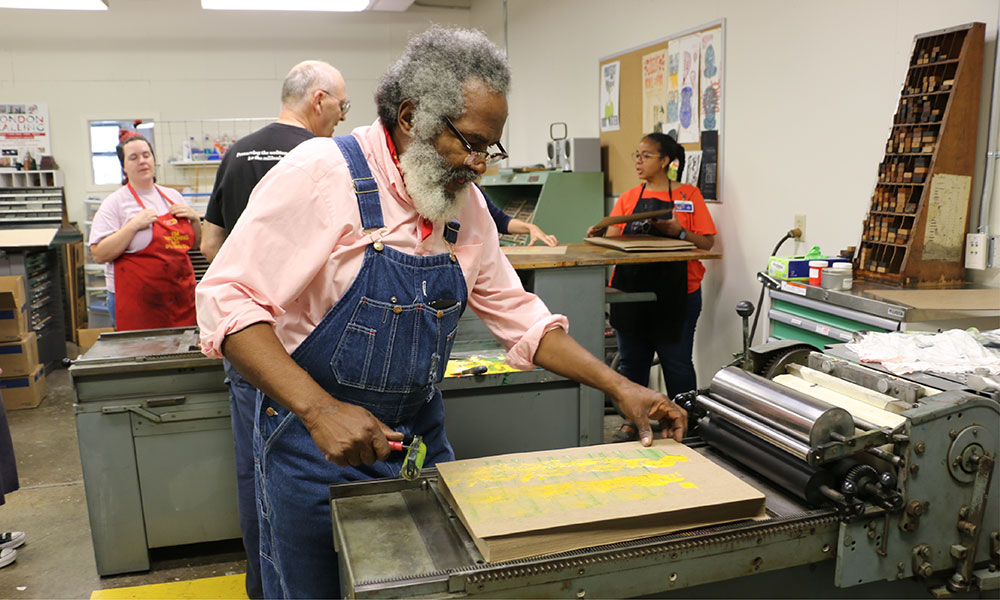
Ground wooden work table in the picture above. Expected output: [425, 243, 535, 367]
[502, 242, 722, 270]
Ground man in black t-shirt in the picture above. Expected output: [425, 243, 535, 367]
[201, 59, 347, 600]
[202, 60, 348, 259]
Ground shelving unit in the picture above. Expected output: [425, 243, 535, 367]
[154, 118, 271, 193]
[1, 169, 80, 364]
[0, 169, 63, 189]
[855, 22, 985, 287]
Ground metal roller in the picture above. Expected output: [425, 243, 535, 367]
[710, 366, 855, 447]
[697, 415, 837, 507]
[694, 394, 810, 460]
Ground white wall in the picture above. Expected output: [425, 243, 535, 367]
[473, 0, 1000, 386]
[0, 0, 472, 223]
[2, 0, 998, 387]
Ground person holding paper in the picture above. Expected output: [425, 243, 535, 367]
[586, 132, 716, 442]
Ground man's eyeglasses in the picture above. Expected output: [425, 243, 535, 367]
[632, 151, 662, 162]
[444, 117, 507, 166]
[320, 90, 350, 116]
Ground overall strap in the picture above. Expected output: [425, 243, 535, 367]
[333, 136, 383, 230]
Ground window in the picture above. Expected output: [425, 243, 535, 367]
[89, 119, 155, 185]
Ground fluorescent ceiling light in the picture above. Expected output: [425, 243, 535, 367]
[202, 0, 370, 10]
[0, 0, 108, 8]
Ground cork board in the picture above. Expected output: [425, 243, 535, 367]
[599, 20, 725, 199]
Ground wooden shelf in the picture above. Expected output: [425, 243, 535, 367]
[857, 23, 985, 288]
[169, 160, 221, 167]
[862, 239, 908, 247]
[868, 210, 918, 217]
[901, 90, 952, 98]
[908, 58, 960, 69]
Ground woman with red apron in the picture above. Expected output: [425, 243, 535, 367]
[88, 130, 200, 331]
[112, 182, 198, 330]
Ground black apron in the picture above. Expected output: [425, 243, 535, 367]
[609, 184, 688, 342]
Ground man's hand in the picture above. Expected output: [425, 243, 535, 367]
[300, 400, 404, 467]
[652, 214, 684, 237]
[612, 381, 688, 444]
[222, 323, 406, 467]
[585, 224, 607, 238]
[533, 328, 689, 446]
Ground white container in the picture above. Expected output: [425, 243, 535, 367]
[821, 262, 853, 290]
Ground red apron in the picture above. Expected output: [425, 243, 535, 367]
[113, 183, 197, 331]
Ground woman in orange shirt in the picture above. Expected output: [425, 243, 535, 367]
[587, 132, 716, 442]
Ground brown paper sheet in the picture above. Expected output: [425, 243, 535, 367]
[437, 440, 766, 562]
[584, 235, 695, 252]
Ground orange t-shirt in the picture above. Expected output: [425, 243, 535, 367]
[609, 183, 717, 293]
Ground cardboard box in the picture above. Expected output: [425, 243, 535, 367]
[0, 276, 29, 342]
[0, 332, 39, 377]
[0, 364, 46, 411]
[767, 255, 851, 282]
[78, 327, 114, 351]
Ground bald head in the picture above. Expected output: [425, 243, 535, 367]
[278, 60, 348, 137]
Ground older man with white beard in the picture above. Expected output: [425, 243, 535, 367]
[196, 25, 687, 599]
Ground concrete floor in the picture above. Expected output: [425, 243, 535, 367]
[0, 367, 246, 600]
[0, 365, 628, 599]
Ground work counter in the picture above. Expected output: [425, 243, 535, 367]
[767, 279, 1000, 348]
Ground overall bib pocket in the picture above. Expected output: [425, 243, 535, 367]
[330, 297, 461, 393]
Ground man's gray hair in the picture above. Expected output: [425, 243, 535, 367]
[281, 60, 337, 105]
[375, 25, 510, 138]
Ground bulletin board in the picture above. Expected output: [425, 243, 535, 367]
[599, 19, 725, 200]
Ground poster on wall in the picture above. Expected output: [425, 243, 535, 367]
[0, 103, 50, 169]
[699, 130, 718, 201]
[665, 42, 680, 138]
[682, 150, 703, 187]
[676, 34, 701, 144]
[600, 61, 621, 132]
[700, 28, 723, 132]
[641, 49, 668, 135]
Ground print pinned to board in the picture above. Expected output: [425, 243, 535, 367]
[701, 28, 723, 132]
[675, 34, 701, 143]
[682, 150, 702, 187]
[600, 61, 621, 132]
[641, 49, 668, 135]
[665, 43, 680, 139]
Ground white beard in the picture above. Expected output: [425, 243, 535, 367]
[399, 137, 479, 224]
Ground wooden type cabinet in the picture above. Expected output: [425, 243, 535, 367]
[856, 22, 985, 287]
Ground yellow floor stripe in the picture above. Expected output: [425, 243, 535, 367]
[91, 574, 247, 600]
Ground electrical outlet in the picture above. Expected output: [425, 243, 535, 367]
[965, 233, 988, 270]
[793, 214, 806, 240]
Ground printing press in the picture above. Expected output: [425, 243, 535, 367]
[329, 335, 999, 598]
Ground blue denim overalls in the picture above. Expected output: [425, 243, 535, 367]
[254, 136, 466, 599]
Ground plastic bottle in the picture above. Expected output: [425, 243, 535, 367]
[808, 260, 828, 287]
[182, 137, 193, 161]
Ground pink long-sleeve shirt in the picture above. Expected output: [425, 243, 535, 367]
[196, 120, 567, 370]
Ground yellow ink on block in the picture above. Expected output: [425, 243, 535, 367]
[455, 448, 696, 522]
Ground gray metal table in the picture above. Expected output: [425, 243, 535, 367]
[70, 327, 238, 576]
